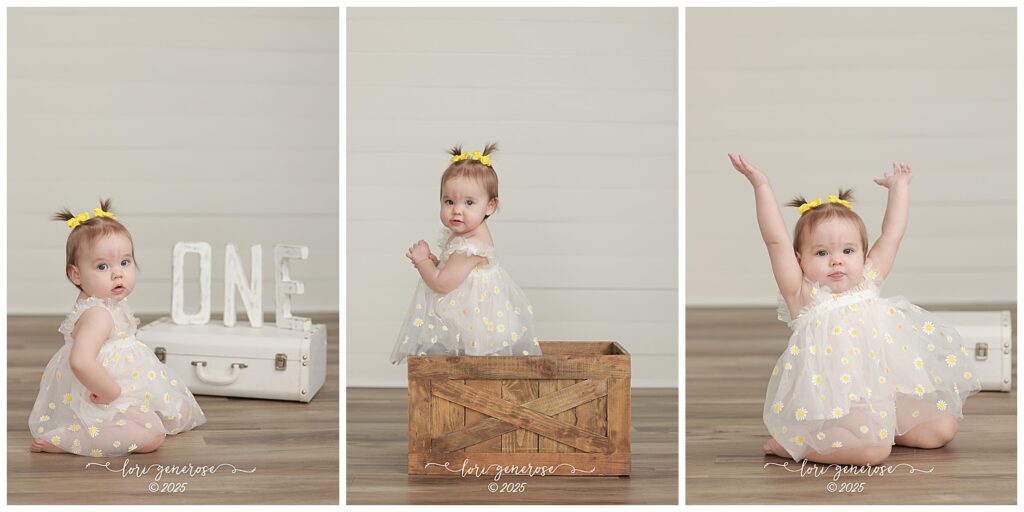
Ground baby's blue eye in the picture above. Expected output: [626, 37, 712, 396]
[466, 200, 474, 206]
[121, 259, 131, 266]
[843, 248, 854, 255]
[816, 250, 827, 257]
[98, 263, 108, 271]
[444, 199, 454, 205]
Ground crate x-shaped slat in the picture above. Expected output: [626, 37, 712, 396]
[407, 342, 631, 476]
[431, 379, 609, 453]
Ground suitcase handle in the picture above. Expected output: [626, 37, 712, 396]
[190, 361, 247, 385]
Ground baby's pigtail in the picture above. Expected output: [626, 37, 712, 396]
[481, 142, 498, 156]
[837, 188, 855, 202]
[448, 145, 464, 158]
[52, 208, 75, 223]
[785, 195, 808, 209]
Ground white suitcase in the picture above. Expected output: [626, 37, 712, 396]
[931, 310, 1013, 392]
[136, 316, 327, 402]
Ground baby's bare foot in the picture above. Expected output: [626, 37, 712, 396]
[29, 438, 67, 454]
[762, 438, 790, 458]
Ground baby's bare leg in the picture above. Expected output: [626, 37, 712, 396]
[30, 437, 67, 453]
[132, 433, 166, 454]
[763, 438, 788, 457]
[115, 409, 169, 453]
[894, 414, 958, 449]
[29, 405, 173, 456]
[764, 425, 891, 466]
[801, 442, 891, 466]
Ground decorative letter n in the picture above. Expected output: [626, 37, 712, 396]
[224, 244, 263, 328]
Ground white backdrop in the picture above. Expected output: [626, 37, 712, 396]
[686, 7, 1015, 307]
[347, 7, 679, 388]
[8, 7, 339, 315]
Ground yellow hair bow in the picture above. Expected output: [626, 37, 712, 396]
[797, 198, 822, 215]
[470, 151, 492, 166]
[827, 194, 853, 210]
[452, 150, 493, 166]
[66, 212, 90, 229]
[93, 207, 118, 220]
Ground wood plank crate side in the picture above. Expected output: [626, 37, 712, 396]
[407, 377, 431, 474]
[430, 380, 609, 453]
[429, 379, 465, 454]
[407, 342, 631, 476]
[407, 353, 629, 379]
[501, 379, 540, 453]
[464, 379, 503, 452]
[538, 379, 578, 453]
[431, 379, 608, 453]
[606, 376, 632, 474]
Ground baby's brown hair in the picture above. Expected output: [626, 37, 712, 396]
[52, 198, 137, 291]
[785, 189, 869, 255]
[442, 142, 499, 219]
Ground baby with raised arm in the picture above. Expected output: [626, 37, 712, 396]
[29, 199, 206, 457]
[728, 154, 981, 466]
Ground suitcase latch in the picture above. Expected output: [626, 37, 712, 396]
[275, 353, 287, 371]
[154, 347, 166, 363]
[975, 342, 988, 361]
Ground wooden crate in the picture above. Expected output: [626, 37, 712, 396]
[407, 341, 631, 476]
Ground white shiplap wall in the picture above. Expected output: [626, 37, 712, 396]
[8, 8, 339, 314]
[686, 8, 1015, 306]
[347, 8, 678, 388]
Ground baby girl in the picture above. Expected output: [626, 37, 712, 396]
[390, 143, 542, 363]
[728, 154, 981, 466]
[29, 199, 206, 457]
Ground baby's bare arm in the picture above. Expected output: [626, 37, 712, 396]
[68, 307, 121, 403]
[728, 154, 803, 300]
[868, 162, 913, 279]
[414, 252, 486, 295]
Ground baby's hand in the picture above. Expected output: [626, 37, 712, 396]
[88, 385, 121, 406]
[406, 240, 432, 266]
[727, 153, 769, 187]
[874, 161, 913, 189]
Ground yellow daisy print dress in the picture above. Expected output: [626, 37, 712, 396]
[390, 228, 542, 364]
[764, 262, 982, 461]
[29, 297, 207, 457]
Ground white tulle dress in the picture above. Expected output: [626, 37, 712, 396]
[764, 263, 982, 461]
[29, 297, 207, 457]
[390, 229, 542, 364]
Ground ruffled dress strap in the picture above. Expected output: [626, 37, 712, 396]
[446, 236, 494, 260]
[437, 228, 453, 254]
[863, 259, 884, 288]
[776, 280, 825, 328]
[119, 298, 141, 333]
[776, 291, 815, 328]
[58, 297, 116, 340]
[776, 293, 792, 324]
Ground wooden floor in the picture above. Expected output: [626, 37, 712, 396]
[7, 313, 339, 505]
[686, 305, 1017, 505]
[346, 387, 678, 505]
